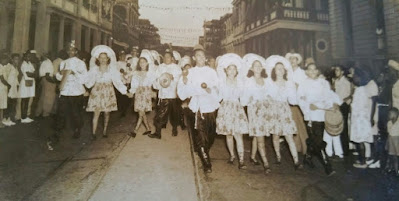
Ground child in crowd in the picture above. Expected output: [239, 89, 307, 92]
[385, 108, 399, 176]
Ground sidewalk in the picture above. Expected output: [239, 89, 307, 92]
[88, 123, 199, 201]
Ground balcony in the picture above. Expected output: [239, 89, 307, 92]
[246, 7, 329, 32]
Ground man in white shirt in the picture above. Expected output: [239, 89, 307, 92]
[51, 41, 88, 144]
[177, 44, 220, 173]
[148, 49, 182, 139]
[127, 46, 139, 71]
[35, 54, 57, 117]
[333, 65, 352, 156]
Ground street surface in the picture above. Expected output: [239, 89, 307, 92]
[0, 111, 398, 201]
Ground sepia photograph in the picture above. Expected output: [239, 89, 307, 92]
[0, 0, 398, 200]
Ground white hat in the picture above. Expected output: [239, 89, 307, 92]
[285, 52, 303, 64]
[140, 49, 154, 64]
[179, 55, 192, 68]
[150, 50, 160, 64]
[388, 59, 399, 71]
[132, 46, 139, 50]
[217, 53, 244, 81]
[90, 45, 117, 69]
[265, 55, 293, 81]
[242, 53, 267, 75]
[172, 50, 181, 62]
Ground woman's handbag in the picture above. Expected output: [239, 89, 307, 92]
[25, 79, 33, 87]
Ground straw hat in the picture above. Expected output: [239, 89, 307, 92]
[159, 72, 172, 88]
[324, 109, 344, 136]
[285, 52, 303, 64]
[265, 55, 293, 80]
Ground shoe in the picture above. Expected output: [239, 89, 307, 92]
[172, 128, 178, 136]
[353, 163, 367, 169]
[91, 134, 97, 140]
[8, 120, 16, 126]
[2, 119, 11, 126]
[204, 166, 212, 173]
[26, 118, 34, 123]
[368, 160, 380, 169]
[250, 158, 261, 165]
[366, 159, 374, 165]
[21, 118, 29, 124]
[129, 131, 137, 138]
[264, 166, 271, 174]
[143, 130, 151, 135]
[227, 156, 235, 164]
[294, 163, 303, 170]
[303, 154, 315, 168]
[238, 161, 247, 170]
[181, 124, 186, 130]
[148, 133, 161, 139]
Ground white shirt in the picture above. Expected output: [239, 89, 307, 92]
[85, 65, 127, 94]
[39, 59, 54, 77]
[129, 71, 156, 94]
[128, 57, 139, 71]
[153, 63, 182, 99]
[178, 66, 220, 113]
[241, 77, 272, 106]
[56, 57, 87, 96]
[292, 66, 307, 86]
[268, 80, 297, 104]
[297, 78, 342, 122]
[334, 76, 351, 104]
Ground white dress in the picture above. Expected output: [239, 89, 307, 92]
[0, 65, 8, 109]
[268, 80, 298, 136]
[7, 65, 19, 99]
[216, 80, 249, 135]
[241, 77, 273, 137]
[18, 61, 35, 98]
[350, 80, 378, 143]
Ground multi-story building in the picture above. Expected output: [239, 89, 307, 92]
[221, 0, 331, 67]
[112, 0, 140, 51]
[329, 0, 399, 67]
[0, 0, 119, 55]
[203, 19, 223, 57]
[138, 19, 161, 50]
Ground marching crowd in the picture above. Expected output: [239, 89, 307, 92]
[0, 41, 399, 177]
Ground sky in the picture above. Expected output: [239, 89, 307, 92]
[139, 0, 233, 47]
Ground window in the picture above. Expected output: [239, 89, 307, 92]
[295, 0, 304, 8]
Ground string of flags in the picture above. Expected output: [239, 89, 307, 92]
[139, 4, 233, 12]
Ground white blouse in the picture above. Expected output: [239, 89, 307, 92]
[153, 63, 182, 99]
[39, 59, 54, 77]
[240, 77, 272, 106]
[268, 80, 297, 105]
[218, 80, 244, 104]
[178, 66, 220, 113]
[129, 71, 156, 94]
[297, 78, 342, 122]
[85, 66, 127, 94]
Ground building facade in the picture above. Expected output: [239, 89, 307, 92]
[138, 19, 161, 50]
[329, 0, 399, 68]
[203, 19, 223, 57]
[112, 0, 140, 51]
[221, 0, 331, 67]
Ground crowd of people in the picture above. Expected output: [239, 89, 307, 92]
[0, 41, 399, 177]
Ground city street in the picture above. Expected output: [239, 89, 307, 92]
[1, 110, 398, 201]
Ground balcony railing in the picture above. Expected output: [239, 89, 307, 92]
[246, 7, 329, 32]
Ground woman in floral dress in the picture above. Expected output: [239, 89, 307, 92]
[128, 54, 156, 136]
[85, 45, 127, 139]
[241, 54, 273, 174]
[265, 55, 302, 170]
[216, 53, 249, 169]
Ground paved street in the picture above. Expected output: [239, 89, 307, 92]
[1, 110, 399, 201]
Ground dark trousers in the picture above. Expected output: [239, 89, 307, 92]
[195, 112, 217, 151]
[116, 86, 131, 115]
[305, 121, 326, 152]
[6, 98, 17, 121]
[21, 98, 30, 119]
[340, 103, 350, 156]
[154, 98, 179, 134]
[183, 107, 196, 145]
[54, 95, 84, 135]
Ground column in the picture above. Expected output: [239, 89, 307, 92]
[84, 27, 90, 52]
[93, 29, 100, 46]
[72, 21, 82, 50]
[34, 1, 51, 54]
[58, 16, 65, 51]
[0, 1, 9, 50]
[11, 0, 32, 53]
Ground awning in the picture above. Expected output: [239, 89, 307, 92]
[113, 39, 129, 48]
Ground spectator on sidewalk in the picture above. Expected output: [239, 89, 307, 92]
[177, 44, 220, 173]
[4, 53, 21, 126]
[35, 53, 57, 118]
[0, 53, 11, 128]
[385, 107, 399, 177]
[19, 51, 36, 124]
[85, 45, 127, 139]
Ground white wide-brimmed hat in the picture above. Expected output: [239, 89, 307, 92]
[179, 55, 192, 68]
[150, 50, 160, 64]
[217, 53, 244, 81]
[242, 53, 267, 75]
[90, 45, 117, 69]
[265, 55, 293, 80]
[285, 52, 303, 64]
[173, 50, 181, 62]
[140, 49, 154, 64]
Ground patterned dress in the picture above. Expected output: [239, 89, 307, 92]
[216, 81, 249, 135]
[85, 66, 127, 112]
[350, 80, 378, 143]
[241, 77, 273, 137]
[268, 80, 298, 136]
[129, 71, 156, 112]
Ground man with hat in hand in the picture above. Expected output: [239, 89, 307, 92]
[148, 49, 182, 139]
[177, 44, 220, 173]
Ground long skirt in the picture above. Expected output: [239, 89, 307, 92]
[35, 78, 56, 116]
[291, 106, 308, 154]
[87, 82, 118, 112]
[247, 100, 273, 137]
[216, 100, 249, 135]
[270, 101, 297, 136]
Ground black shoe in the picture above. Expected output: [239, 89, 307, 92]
[148, 133, 161, 139]
[294, 163, 303, 170]
[303, 154, 315, 168]
[239, 161, 247, 170]
[129, 131, 137, 138]
[181, 124, 186, 130]
[264, 166, 271, 174]
[143, 130, 151, 135]
[227, 156, 235, 164]
[102, 134, 108, 138]
[172, 128, 178, 136]
[204, 166, 212, 173]
[250, 158, 261, 166]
